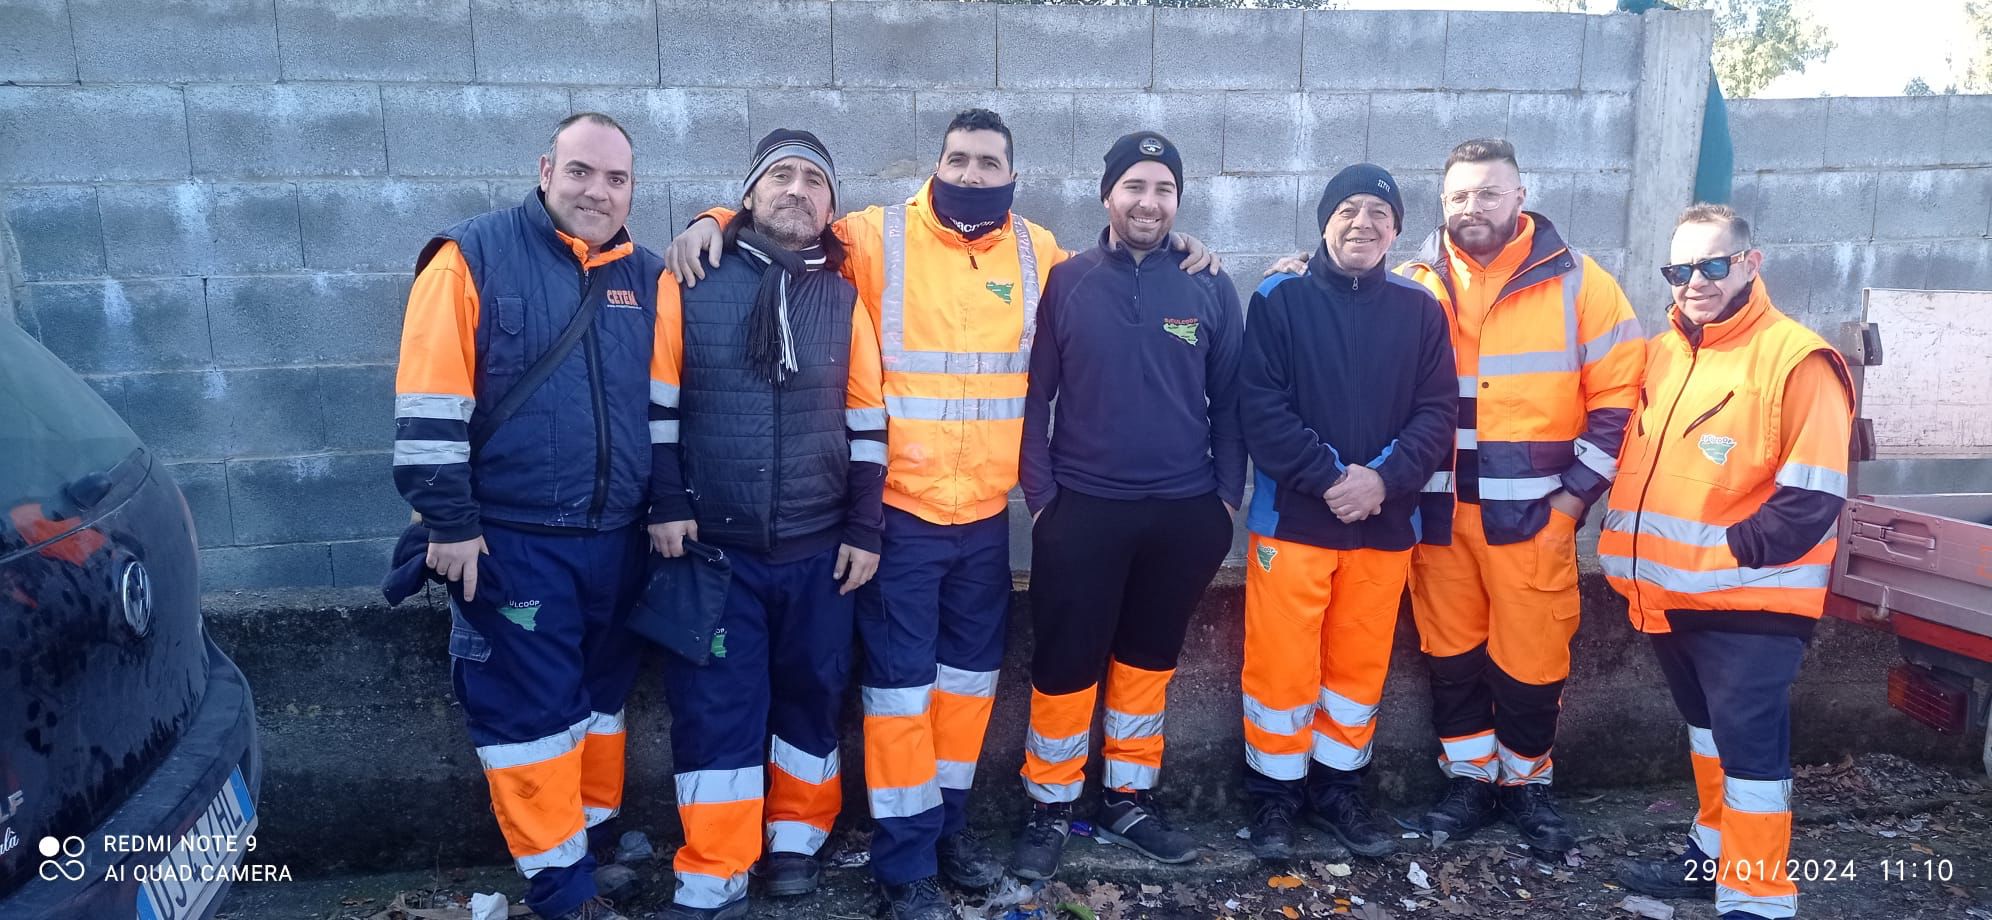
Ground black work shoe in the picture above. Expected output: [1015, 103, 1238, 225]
[1097, 792, 1199, 865]
[657, 898, 748, 920]
[1010, 801, 1073, 880]
[937, 828, 1004, 890]
[555, 897, 636, 920]
[1499, 782, 1577, 854]
[881, 876, 954, 920]
[1248, 798, 1299, 861]
[1615, 852, 1718, 901]
[1305, 786, 1399, 858]
[592, 862, 642, 903]
[755, 850, 821, 897]
[1423, 776, 1499, 842]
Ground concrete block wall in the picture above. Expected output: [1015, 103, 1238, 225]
[1728, 95, 1992, 333]
[3, 1, 1954, 589]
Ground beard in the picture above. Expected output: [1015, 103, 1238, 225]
[1112, 210, 1171, 251]
[1447, 211, 1518, 261]
[753, 197, 823, 249]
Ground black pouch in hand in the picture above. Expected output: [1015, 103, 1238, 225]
[627, 539, 733, 665]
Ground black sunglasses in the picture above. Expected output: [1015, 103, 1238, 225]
[1659, 251, 1747, 287]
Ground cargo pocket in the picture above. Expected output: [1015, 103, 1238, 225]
[1531, 509, 1582, 604]
[448, 604, 493, 663]
[484, 296, 527, 374]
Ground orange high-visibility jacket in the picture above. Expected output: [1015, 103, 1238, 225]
[705, 178, 1065, 525]
[1398, 213, 1646, 545]
[1600, 281, 1855, 633]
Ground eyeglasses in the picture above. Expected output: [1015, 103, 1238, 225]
[1659, 251, 1748, 287]
[1441, 187, 1520, 211]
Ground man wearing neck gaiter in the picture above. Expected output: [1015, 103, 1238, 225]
[647, 129, 886, 920]
[665, 109, 1220, 920]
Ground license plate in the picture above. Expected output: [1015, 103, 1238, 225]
[133, 767, 257, 920]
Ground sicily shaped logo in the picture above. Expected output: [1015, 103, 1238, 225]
[1698, 434, 1738, 466]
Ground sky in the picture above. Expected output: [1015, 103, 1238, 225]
[1337, 0, 1977, 97]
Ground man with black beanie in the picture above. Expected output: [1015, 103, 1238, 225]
[1011, 132, 1243, 879]
[648, 129, 887, 920]
[1237, 164, 1458, 862]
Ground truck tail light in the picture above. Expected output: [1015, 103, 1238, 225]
[1887, 663, 1970, 734]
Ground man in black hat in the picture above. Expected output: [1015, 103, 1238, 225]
[647, 129, 887, 919]
[1009, 132, 1245, 879]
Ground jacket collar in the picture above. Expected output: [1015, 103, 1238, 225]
[1307, 242, 1388, 295]
[524, 188, 635, 270]
[1410, 211, 1575, 307]
[908, 177, 1016, 253]
[1671, 278, 1774, 350]
[1094, 226, 1185, 269]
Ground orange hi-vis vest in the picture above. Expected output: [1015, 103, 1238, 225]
[1600, 281, 1855, 631]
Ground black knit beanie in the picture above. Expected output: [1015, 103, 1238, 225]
[1100, 132, 1184, 201]
[1317, 163, 1404, 232]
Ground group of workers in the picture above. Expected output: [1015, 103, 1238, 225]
[391, 106, 1852, 920]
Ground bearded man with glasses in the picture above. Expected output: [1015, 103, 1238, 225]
[1396, 138, 1646, 857]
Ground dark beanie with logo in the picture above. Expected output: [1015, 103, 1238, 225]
[1317, 163, 1404, 232]
[1100, 131, 1184, 201]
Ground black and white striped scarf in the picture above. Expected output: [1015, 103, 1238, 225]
[733, 228, 826, 387]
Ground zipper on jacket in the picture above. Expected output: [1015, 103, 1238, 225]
[583, 269, 610, 526]
[1626, 344, 1702, 630]
[768, 380, 782, 550]
[1128, 257, 1142, 324]
[1679, 391, 1734, 440]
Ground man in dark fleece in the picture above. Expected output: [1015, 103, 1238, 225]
[1012, 131, 1245, 881]
[1237, 164, 1458, 863]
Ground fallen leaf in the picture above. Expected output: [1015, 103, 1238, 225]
[1269, 874, 1306, 890]
[1282, 908, 1301, 919]
[1644, 799, 1677, 814]
[1617, 894, 1675, 919]
[1407, 861, 1431, 889]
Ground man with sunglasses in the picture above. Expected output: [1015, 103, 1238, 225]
[1397, 138, 1644, 855]
[1601, 204, 1853, 920]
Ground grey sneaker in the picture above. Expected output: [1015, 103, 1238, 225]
[1096, 791, 1198, 864]
[1010, 801, 1073, 880]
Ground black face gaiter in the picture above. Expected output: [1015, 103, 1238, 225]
[930, 177, 1015, 240]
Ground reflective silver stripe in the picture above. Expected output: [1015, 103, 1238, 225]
[936, 664, 999, 699]
[1561, 253, 1583, 367]
[1457, 375, 1478, 397]
[1603, 509, 1729, 548]
[769, 736, 839, 785]
[1723, 776, 1791, 814]
[1104, 709, 1165, 740]
[767, 820, 830, 856]
[1026, 729, 1089, 764]
[651, 380, 680, 407]
[869, 780, 943, 819]
[1025, 779, 1084, 803]
[1243, 693, 1314, 735]
[1776, 461, 1848, 497]
[852, 440, 887, 464]
[1456, 428, 1478, 449]
[1104, 759, 1160, 790]
[1311, 731, 1372, 771]
[394, 438, 469, 466]
[886, 395, 1027, 421]
[1439, 733, 1500, 783]
[1479, 349, 1578, 377]
[1716, 889, 1796, 919]
[516, 827, 588, 878]
[675, 766, 763, 805]
[589, 709, 625, 735]
[1422, 471, 1455, 493]
[1245, 745, 1309, 781]
[1580, 317, 1642, 366]
[674, 870, 750, 909]
[584, 805, 618, 827]
[477, 718, 589, 771]
[1441, 732, 1498, 763]
[880, 203, 1040, 374]
[650, 420, 680, 444]
[863, 684, 932, 717]
[1442, 756, 1500, 783]
[1497, 745, 1552, 783]
[846, 407, 887, 429]
[1317, 687, 1377, 728]
[1573, 436, 1618, 479]
[936, 758, 977, 790]
[396, 392, 475, 421]
[1477, 475, 1562, 501]
[1691, 823, 1723, 858]
[1688, 725, 1720, 759]
[1600, 554, 1831, 593]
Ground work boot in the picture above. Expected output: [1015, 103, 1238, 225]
[1614, 843, 1718, 901]
[937, 828, 1004, 890]
[1499, 782, 1577, 854]
[880, 876, 954, 920]
[553, 897, 635, 920]
[755, 850, 821, 897]
[1096, 790, 1198, 864]
[592, 863, 642, 903]
[1422, 776, 1499, 842]
[1247, 797, 1299, 861]
[1010, 801, 1073, 880]
[656, 900, 747, 920]
[1305, 768, 1397, 858]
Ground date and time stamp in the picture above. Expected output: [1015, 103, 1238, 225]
[1677, 855, 1963, 885]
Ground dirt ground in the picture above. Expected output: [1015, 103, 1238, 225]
[218, 753, 1992, 920]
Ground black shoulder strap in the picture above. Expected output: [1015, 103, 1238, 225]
[469, 270, 610, 453]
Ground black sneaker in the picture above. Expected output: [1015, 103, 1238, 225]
[656, 898, 748, 920]
[1305, 785, 1398, 858]
[937, 828, 1004, 890]
[555, 897, 635, 920]
[1010, 801, 1073, 880]
[1499, 783, 1576, 854]
[1423, 776, 1499, 842]
[1096, 792, 1198, 865]
[1247, 797, 1299, 861]
[755, 850, 821, 897]
[881, 876, 954, 920]
[1615, 847, 1718, 901]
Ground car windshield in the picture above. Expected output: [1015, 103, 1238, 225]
[0, 323, 145, 557]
